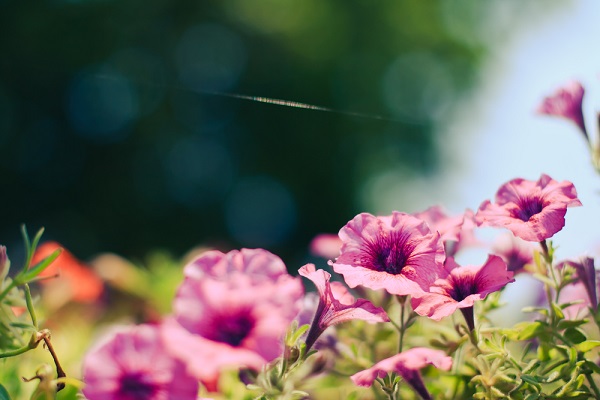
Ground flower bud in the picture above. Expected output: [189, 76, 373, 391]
[0, 246, 10, 280]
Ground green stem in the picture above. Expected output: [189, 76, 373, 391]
[0, 280, 17, 304]
[0, 333, 38, 359]
[539, 240, 558, 323]
[467, 328, 481, 352]
[399, 299, 406, 353]
[585, 372, 600, 399]
[0, 344, 32, 358]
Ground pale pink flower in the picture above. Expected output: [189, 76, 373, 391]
[309, 234, 343, 260]
[351, 347, 452, 400]
[166, 249, 303, 383]
[475, 174, 582, 242]
[413, 206, 479, 257]
[558, 281, 592, 320]
[82, 324, 199, 400]
[412, 255, 514, 330]
[569, 257, 598, 311]
[298, 264, 389, 351]
[331, 212, 445, 297]
[492, 234, 535, 273]
[537, 80, 588, 142]
[183, 248, 288, 283]
[559, 257, 598, 316]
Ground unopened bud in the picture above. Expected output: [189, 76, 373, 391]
[0, 246, 10, 280]
[308, 352, 330, 376]
[287, 346, 300, 364]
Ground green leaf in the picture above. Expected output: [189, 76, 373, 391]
[8, 322, 36, 331]
[575, 340, 600, 353]
[521, 306, 549, 316]
[505, 321, 545, 340]
[521, 374, 541, 385]
[18, 249, 61, 284]
[537, 343, 551, 361]
[583, 360, 600, 374]
[532, 273, 556, 288]
[0, 384, 10, 400]
[522, 359, 540, 374]
[551, 302, 565, 320]
[289, 324, 309, 345]
[564, 328, 587, 344]
[557, 319, 587, 330]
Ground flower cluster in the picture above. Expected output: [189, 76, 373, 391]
[74, 167, 591, 400]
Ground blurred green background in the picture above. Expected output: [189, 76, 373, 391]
[0, 0, 566, 265]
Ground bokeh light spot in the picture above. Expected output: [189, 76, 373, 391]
[66, 66, 138, 142]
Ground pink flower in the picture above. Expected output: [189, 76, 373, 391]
[559, 257, 598, 315]
[298, 264, 390, 351]
[82, 324, 199, 400]
[309, 234, 343, 260]
[475, 174, 582, 242]
[558, 281, 593, 320]
[182, 248, 289, 284]
[165, 249, 304, 383]
[331, 212, 445, 297]
[413, 206, 479, 257]
[492, 234, 535, 273]
[537, 80, 588, 142]
[411, 255, 514, 330]
[351, 347, 452, 400]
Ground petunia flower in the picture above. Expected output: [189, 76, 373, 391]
[164, 249, 304, 384]
[559, 257, 598, 316]
[82, 324, 199, 400]
[309, 234, 343, 260]
[182, 247, 289, 284]
[413, 206, 479, 257]
[475, 174, 582, 242]
[537, 80, 588, 142]
[331, 212, 445, 297]
[351, 347, 452, 400]
[298, 264, 389, 351]
[32, 242, 104, 308]
[411, 255, 514, 331]
[491, 233, 535, 274]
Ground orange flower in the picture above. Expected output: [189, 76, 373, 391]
[32, 242, 103, 305]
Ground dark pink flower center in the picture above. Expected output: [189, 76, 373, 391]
[503, 250, 529, 273]
[207, 312, 255, 347]
[514, 196, 544, 222]
[362, 230, 417, 275]
[447, 275, 478, 302]
[119, 372, 159, 400]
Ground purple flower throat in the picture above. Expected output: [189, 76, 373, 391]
[515, 196, 544, 222]
[447, 276, 478, 302]
[206, 311, 255, 347]
[363, 230, 416, 275]
[119, 372, 159, 400]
